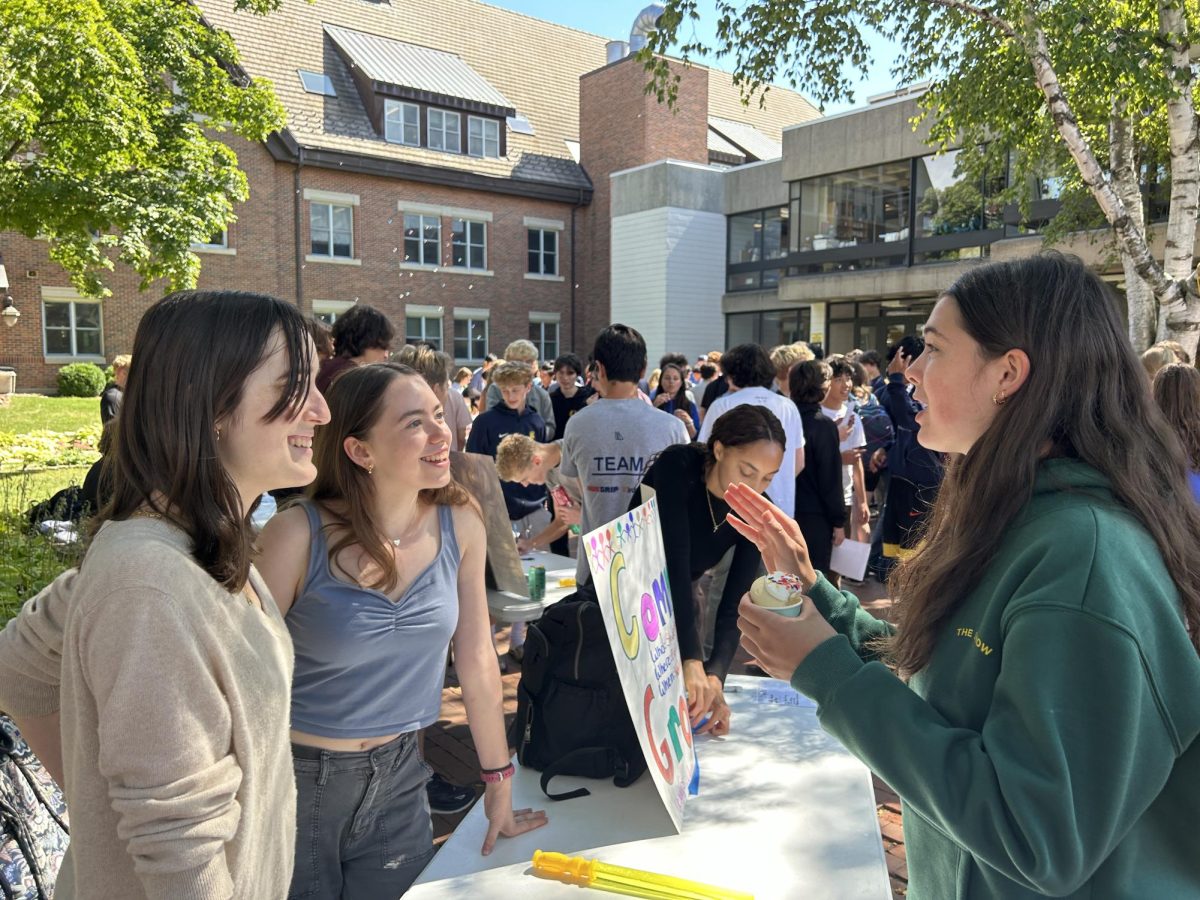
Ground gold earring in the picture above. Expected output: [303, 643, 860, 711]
[992, 391, 1008, 406]
[366, 463, 374, 475]
[214, 427, 221, 441]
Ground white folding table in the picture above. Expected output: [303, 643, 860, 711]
[487, 549, 577, 624]
[409, 676, 892, 900]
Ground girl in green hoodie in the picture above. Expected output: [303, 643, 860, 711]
[729, 253, 1200, 899]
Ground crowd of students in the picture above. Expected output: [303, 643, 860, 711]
[0, 252, 1198, 898]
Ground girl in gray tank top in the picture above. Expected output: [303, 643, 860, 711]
[257, 364, 546, 899]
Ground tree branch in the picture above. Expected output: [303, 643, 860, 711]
[923, 0, 1017, 38]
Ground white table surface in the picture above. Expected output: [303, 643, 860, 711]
[410, 676, 891, 900]
[487, 550, 577, 623]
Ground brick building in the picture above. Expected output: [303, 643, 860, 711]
[0, 0, 815, 391]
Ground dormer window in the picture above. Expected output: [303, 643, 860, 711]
[468, 117, 500, 158]
[428, 110, 461, 153]
[384, 100, 420, 146]
[298, 70, 336, 97]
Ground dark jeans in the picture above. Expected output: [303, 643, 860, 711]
[288, 732, 434, 900]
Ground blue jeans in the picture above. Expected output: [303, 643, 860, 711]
[288, 732, 435, 899]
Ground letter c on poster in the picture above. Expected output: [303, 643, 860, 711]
[610, 551, 639, 660]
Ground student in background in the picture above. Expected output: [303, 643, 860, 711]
[495, 433, 582, 554]
[317, 305, 394, 394]
[100, 354, 130, 424]
[547, 352, 593, 441]
[1152, 363, 1200, 502]
[483, 340, 556, 435]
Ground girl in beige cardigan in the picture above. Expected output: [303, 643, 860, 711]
[0, 290, 330, 899]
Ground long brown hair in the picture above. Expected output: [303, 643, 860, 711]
[888, 253, 1200, 675]
[102, 290, 313, 590]
[308, 363, 469, 592]
[1153, 363, 1200, 471]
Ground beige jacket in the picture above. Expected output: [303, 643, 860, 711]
[0, 518, 295, 900]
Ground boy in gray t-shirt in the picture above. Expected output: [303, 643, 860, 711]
[559, 326, 689, 583]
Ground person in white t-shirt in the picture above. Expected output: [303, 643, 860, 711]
[819, 355, 869, 541]
[698, 343, 805, 518]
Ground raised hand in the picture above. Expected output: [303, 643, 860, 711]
[723, 483, 818, 588]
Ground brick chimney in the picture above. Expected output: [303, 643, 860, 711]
[576, 54, 709, 355]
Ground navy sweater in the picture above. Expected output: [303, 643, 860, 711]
[465, 402, 548, 520]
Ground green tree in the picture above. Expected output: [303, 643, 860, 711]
[0, 0, 286, 297]
[643, 0, 1200, 354]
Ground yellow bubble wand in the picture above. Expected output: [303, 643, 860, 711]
[531, 850, 753, 900]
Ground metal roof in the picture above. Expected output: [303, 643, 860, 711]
[707, 127, 745, 159]
[323, 24, 513, 111]
[708, 116, 783, 161]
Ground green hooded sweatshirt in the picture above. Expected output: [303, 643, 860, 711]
[792, 458, 1200, 898]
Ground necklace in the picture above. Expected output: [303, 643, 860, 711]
[705, 488, 724, 533]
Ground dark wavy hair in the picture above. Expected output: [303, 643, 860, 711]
[789, 359, 833, 405]
[888, 253, 1200, 675]
[331, 304, 394, 359]
[100, 290, 313, 591]
[308, 363, 471, 593]
[720, 343, 776, 390]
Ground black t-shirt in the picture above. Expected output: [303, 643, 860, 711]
[548, 383, 594, 441]
[700, 376, 729, 411]
[631, 443, 761, 681]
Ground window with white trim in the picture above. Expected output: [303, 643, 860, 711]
[310, 202, 353, 258]
[527, 228, 558, 275]
[529, 319, 558, 362]
[428, 109, 461, 153]
[43, 298, 102, 358]
[384, 100, 420, 146]
[468, 116, 500, 158]
[312, 300, 355, 325]
[192, 229, 228, 250]
[403, 214, 440, 265]
[454, 316, 488, 362]
[451, 219, 486, 270]
[406, 314, 443, 347]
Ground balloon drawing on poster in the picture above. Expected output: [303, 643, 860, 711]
[584, 498, 695, 831]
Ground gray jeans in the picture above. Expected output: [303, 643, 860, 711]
[288, 732, 435, 899]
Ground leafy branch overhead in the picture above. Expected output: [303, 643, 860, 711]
[641, 0, 1200, 352]
[0, 0, 287, 297]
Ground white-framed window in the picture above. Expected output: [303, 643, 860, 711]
[403, 214, 440, 265]
[312, 299, 355, 326]
[310, 202, 353, 258]
[527, 228, 558, 275]
[451, 218, 486, 270]
[453, 312, 489, 363]
[191, 229, 234, 255]
[42, 291, 103, 359]
[529, 316, 559, 362]
[406, 315, 443, 347]
[384, 100, 420, 146]
[428, 109, 461, 153]
[468, 116, 500, 158]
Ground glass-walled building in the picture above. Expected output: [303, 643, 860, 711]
[721, 91, 1152, 356]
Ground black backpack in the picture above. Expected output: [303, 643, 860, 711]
[508, 594, 647, 801]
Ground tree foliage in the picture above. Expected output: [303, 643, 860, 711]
[642, 0, 1200, 351]
[0, 0, 286, 296]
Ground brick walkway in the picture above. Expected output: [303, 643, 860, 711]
[423, 576, 908, 898]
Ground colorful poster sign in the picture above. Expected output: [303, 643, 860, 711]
[583, 498, 694, 832]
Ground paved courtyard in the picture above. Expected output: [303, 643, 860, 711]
[423, 576, 908, 898]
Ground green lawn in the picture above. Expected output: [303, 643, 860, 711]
[1, 394, 101, 434]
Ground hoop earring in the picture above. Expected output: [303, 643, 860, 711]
[992, 391, 1008, 406]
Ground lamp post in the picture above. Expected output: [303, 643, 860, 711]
[0, 254, 18, 328]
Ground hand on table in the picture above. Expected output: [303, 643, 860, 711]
[693, 675, 731, 736]
[738, 594, 836, 681]
[516, 537, 533, 554]
[722, 483, 818, 589]
[683, 659, 714, 726]
[482, 779, 547, 856]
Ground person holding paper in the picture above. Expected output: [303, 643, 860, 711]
[632, 405, 786, 736]
[788, 359, 846, 582]
[727, 254, 1200, 899]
